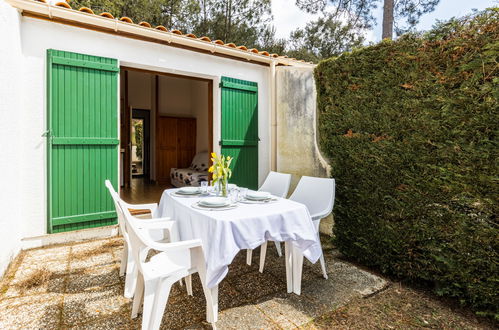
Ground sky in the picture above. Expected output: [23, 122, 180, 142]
[271, 0, 497, 42]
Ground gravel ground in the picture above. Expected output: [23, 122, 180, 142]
[0, 235, 389, 329]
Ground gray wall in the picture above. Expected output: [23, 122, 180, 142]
[276, 66, 333, 235]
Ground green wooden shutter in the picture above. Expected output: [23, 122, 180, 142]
[47, 49, 119, 233]
[220, 77, 259, 190]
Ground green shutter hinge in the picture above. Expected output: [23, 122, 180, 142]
[41, 130, 51, 137]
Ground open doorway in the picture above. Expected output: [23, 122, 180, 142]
[120, 68, 213, 204]
[131, 109, 150, 180]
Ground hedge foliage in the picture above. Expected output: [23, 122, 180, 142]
[315, 9, 498, 318]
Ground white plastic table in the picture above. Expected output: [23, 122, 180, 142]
[155, 188, 321, 322]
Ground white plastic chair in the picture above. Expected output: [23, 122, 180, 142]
[118, 200, 216, 330]
[105, 180, 175, 298]
[291, 176, 335, 279]
[246, 171, 291, 270]
[258, 176, 335, 278]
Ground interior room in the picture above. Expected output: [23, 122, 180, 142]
[119, 68, 212, 204]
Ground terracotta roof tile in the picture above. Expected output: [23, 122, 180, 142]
[22, 0, 311, 65]
[78, 7, 94, 14]
[120, 17, 133, 24]
[138, 21, 151, 28]
[99, 12, 114, 19]
[55, 2, 71, 9]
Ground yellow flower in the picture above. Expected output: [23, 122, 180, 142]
[211, 152, 217, 158]
[212, 173, 217, 179]
[208, 166, 214, 173]
[227, 156, 231, 160]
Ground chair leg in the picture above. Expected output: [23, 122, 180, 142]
[319, 253, 328, 279]
[315, 230, 328, 279]
[259, 241, 268, 273]
[191, 247, 218, 324]
[124, 260, 137, 299]
[185, 275, 193, 296]
[119, 244, 128, 276]
[141, 278, 160, 330]
[131, 274, 144, 318]
[274, 241, 282, 257]
[148, 278, 174, 330]
[246, 249, 252, 266]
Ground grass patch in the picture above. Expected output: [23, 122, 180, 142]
[71, 239, 123, 259]
[308, 284, 496, 329]
[15, 268, 52, 292]
[100, 240, 123, 250]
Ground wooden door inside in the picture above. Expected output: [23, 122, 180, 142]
[156, 116, 196, 184]
[157, 117, 178, 184]
[177, 118, 197, 168]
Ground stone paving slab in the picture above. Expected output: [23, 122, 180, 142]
[0, 236, 388, 329]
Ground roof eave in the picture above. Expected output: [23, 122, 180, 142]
[6, 0, 316, 68]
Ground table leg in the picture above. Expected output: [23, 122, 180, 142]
[206, 285, 219, 324]
[284, 241, 293, 293]
[292, 245, 304, 295]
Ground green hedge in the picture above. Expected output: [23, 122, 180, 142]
[315, 9, 498, 318]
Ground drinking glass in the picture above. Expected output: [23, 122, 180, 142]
[200, 181, 208, 194]
[239, 188, 248, 200]
[229, 188, 239, 203]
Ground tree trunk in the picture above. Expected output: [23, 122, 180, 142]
[382, 0, 394, 39]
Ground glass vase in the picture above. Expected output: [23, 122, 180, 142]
[217, 178, 228, 197]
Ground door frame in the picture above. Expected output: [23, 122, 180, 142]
[119, 66, 214, 184]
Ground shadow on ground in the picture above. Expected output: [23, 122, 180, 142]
[0, 236, 387, 329]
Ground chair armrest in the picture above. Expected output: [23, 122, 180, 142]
[148, 239, 203, 253]
[136, 219, 175, 231]
[310, 211, 332, 222]
[121, 201, 158, 214]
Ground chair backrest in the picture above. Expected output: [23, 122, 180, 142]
[259, 171, 292, 198]
[104, 180, 129, 243]
[117, 200, 152, 275]
[289, 176, 335, 220]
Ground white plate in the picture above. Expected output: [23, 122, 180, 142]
[246, 191, 271, 201]
[192, 203, 237, 211]
[199, 197, 230, 207]
[178, 187, 201, 195]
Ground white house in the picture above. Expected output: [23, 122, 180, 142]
[0, 0, 329, 276]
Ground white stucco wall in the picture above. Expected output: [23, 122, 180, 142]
[276, 66, 332, 235]
[0, 2, 26, 276]
[0, 11, 271, 274]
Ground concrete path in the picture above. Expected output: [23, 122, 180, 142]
[0, 236, 387, 329]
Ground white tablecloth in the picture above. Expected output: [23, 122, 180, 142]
[155, 189, 322, 288]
